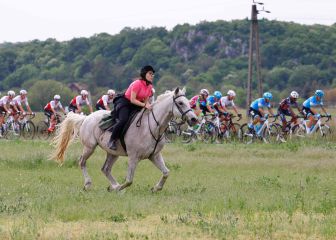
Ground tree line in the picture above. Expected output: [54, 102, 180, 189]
[1, 19, 336, 110]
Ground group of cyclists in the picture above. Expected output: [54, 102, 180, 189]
[0, 86, 331, 138]
[0, 89, 117, 136]
[188, 88, 331, 136]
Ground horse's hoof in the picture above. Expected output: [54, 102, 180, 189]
[107, 186, 114, 192]
[83, 182, 92, 191]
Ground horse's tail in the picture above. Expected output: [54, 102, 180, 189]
[50, 112, 86, 164]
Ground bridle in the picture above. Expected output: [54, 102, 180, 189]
[145, 93, 192, 158]
[172, 94, 193, 121]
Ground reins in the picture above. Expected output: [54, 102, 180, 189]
[135, 93, 191, 159]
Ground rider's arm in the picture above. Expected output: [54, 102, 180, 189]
[88, 104, 93, 113]
[232, 105, 239, 115]
[26, 104, 33, 114]
[268, 107, 275, 116]
[321, 105, 329, 115]
[130, 91, 148, 107]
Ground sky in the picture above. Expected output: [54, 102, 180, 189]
[0, 0, 336, 43]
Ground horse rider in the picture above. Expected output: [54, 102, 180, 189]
[108, 65, 155, 150]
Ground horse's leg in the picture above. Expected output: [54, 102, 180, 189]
[117, 155, 139, 191]
[79, 146, 95, 190]
[101, 153, 120, 191]
[150, 152, 170, 192]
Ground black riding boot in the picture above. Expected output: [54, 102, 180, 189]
[108, 135, 117, 150]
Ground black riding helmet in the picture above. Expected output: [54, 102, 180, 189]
[140, 65, 155, 84]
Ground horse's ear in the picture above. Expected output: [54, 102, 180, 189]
[182, 87, 186, 94]
[174, 87, 179, 95]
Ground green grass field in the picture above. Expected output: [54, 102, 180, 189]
[0, 138, 335, 239]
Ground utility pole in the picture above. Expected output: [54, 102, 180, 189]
[246, 1, 270, 115]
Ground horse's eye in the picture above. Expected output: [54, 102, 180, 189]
[178, 102, 183, 105]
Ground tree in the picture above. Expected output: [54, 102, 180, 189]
[28, 80, 73, 111]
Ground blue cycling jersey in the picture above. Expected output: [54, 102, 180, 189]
[250, 98, 271, 110]
[206, 95, 216, 106]
[303, 96, 323, 108]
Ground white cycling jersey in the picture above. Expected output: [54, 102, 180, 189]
[11, 95, 29, 107]
[44, 100, 63, 111]
[0, 96, 13, 107]
[220, 96, 235, 108]
[70, 95, 90, 106]
[97, 95, 113, 106]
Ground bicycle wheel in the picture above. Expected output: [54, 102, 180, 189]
[318, 124, 331, 137]
[239, 123, 254, 144]
[4, 123, 20, 140]
[37, 121, 50, 140]
[202, 123, 218, 143]
[290, 124, 306, 139]
[181, 128, 195, 143]
[262, 123, 280, 143]
[227, 123, 241, 142]
[21, 121, 36, 139]
[165, 121, 178, 143]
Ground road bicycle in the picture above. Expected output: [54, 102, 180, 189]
[181, 114, 219, 143]
[217, 113, 242, 143]
[18, 113, 36, 139]
[290, 114, 332, 138]
[239, 115, 280, 144]
[37, 113, 63, 140]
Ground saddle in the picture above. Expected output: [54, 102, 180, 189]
[99, 108, 142, 152]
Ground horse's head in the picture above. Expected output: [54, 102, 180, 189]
[172, 87, 198, 126]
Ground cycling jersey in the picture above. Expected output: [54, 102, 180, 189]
[11, 95, 29, 107]
[278, 97, 298, 111]
[189, 95, 207, 108]
[250, 98, 271, 111]
[44, 100, 63, 111]
[303, 96, 323, 109]
[70, 95, 90, 107]
[0, 96, 13, 107]
[219, 96, 235, 108]
[206, 95, 220, 109]
[97, 95, 113, 106]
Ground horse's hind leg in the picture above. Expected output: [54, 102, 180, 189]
[150, 152, 170, 192]
[101, 153, 120, 191]
[79, 146, 95, 190]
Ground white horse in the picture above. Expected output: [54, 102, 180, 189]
[51, 87, 197, 192]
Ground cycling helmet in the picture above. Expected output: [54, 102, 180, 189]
[81, 90, 89, 96]
[227, 90, 236, 97]
[20, 89, 27, 95]
[200, 89, 209, 96]
[54, 95, 61, 100]
[314, 90, 324, 98]
[107, 89, 115, 96]
[263, 92, 273, 100]
[7, 90, 15, 97]
[214, 91, 222, 99]
[140, 65, 155, 79]
[290, 91, 299, 99]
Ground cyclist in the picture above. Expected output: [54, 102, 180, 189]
[215, 90, 241, 117]
[189, 89, 209, 116]
[206, 91, 222, 114]
[68, 90, 93, 114]
[44, 95, 66, 132]
[0, 90, 16, 136]
[11, 89, 33, 124]
[96, 89, 115, 110]
[302, 90, 330, 133]
[278, 91, 302, 132]
[248, 92, 275, 132]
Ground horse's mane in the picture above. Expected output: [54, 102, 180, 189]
[155, 90, 173, 103]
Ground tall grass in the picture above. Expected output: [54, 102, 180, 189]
[0, 138, 335, 239]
